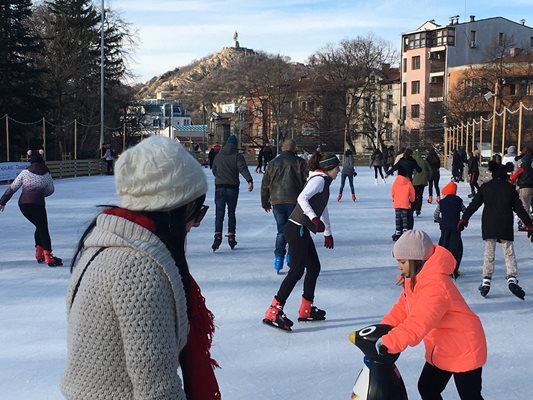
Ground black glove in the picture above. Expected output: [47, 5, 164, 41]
[457, 219, 468, 232]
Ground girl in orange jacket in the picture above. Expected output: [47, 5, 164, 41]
[390, 169, 415, 241]
[377, 229, 487, 400]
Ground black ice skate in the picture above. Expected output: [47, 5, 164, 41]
[508, 277, 525, 300]
[212, 233, 222, 252]
[298, 306, 326, 322]
[227, 233, 237, 250]
[478, 277, 491, 297]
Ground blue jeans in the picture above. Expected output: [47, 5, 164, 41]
[272, 204, 296, 257]
[339, 173, 354, 195]
[215, 186, 239, 234]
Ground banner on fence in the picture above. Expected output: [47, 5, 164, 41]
[0, 162, 30, 181]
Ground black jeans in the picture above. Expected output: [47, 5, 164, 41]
[428, 170, 441, 197]
[19, 203, 52, 251]
[414, 185, 425, 214]
[374, 166, 384, 179]
[439, 229, 463, 272]
[276, 222, 321, 304]
[418, 362, 483, 400]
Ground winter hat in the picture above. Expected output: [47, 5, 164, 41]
[115, 136, 208, 212]
[226, 135, 238, 145]
[318, 152, 340, 171]
[441, 181, 457, 196]
[507, 145, 516, 154]
[27, 149, 44, 164]
[392, 229, 434, 261]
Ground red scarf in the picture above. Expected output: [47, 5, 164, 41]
[103, 208, 221, 399]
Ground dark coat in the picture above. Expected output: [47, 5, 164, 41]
[212, 142, 253, 187]
[435, 194, 465, 231]
[386, 156, 421, 181]
[462, 177, 532, 241]
[517, 154, 533, 189]
[261, 151, 307, 208]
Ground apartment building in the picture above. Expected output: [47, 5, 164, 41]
[401, 16, 533, 147]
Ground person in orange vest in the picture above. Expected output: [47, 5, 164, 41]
[376, 230, 487, 400]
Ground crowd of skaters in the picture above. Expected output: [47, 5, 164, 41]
[1, 134, 532, 399]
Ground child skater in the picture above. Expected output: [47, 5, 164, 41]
[433, 182, 465, 279]
[338, 149, 357, 201]
[376, 229, 487, 400]
[390, 167, 415, 241]
[263, 152, 340, 331]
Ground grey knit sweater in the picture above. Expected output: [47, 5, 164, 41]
[61, 214, 189, 400]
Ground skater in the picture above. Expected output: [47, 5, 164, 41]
[261, 139, 307, 273]
[513, 146, 532, 231]
[467, 150, 481, 198]
[370, 148, 385, 184]
[0, 149, 62, 266]
[434, 182, 466, 278]
[502, 145, 518, 170]
[390, 167, 415, 241]
[412, 149, 430, 216]
[385, 148, 421, 181]
[451, 149, 465, 182]
[255, 146, 264, 173]
[61, 136, 220, 400]
[102, 144, 115, 175]
[425, 148, 441, 203]
[211, 135, 253, 251]
[459, 161, 533, 299]
[262, 143, 274, 171]
[385, 145, 395, 173]
[208, 143, 221, 169]
[338, 149, 357, 201]
[263, 152, 340, 331]
[377, 229, 487, 400]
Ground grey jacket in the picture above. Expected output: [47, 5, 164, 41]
[341, 155, 355, 175]
[212, 142, 253, 187]
[261, 151, 307, 208]
[61, 214, 189, 400]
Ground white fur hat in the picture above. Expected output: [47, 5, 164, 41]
[115, 136, 208, 212]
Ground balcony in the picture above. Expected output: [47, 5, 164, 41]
[429, 61, 445, 73]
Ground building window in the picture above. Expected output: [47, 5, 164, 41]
[411, 80, 420, 94]
[412, 56, 421, 70]
[402, 106, 406, 121]
[387, 94, 394, 111]
[411, 104, 420, 118]
[470, 30, 476, 46]
[509, 83, 516, 96]
[530, 37, 533, 47]
[402, 82, 407, 96]
[403, 58, 407, 72]
[499, 32, 505, 46]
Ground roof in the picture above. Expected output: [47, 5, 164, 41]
[172, 124, 208, 132]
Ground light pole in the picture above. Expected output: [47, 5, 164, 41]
[99, 0, 105, 155]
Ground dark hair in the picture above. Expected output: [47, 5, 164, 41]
[345, 149, 353, 156]
[407, 260, 425, 290]
[403, 148, 413, 157]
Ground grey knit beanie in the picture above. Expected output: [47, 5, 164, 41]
[392, 229, 434, 261]
[115, 136, 208, 212]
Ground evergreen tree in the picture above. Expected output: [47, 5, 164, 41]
[0, 0, 45, 160]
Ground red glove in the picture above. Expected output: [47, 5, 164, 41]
[324, 235, 334, 249]
[457, 219, 468, 232]
[312, 217, 325, 233]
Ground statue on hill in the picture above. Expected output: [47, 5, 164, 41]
[233, 31, 240, 48]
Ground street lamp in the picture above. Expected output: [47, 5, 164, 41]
[100, 0, 105, 155]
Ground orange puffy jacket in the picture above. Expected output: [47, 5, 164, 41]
[381, 245, 487, 373]
[391, 175, 415, 209]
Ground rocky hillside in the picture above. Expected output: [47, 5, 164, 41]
[135, 46, 257, 99]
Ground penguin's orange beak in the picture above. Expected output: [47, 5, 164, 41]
[348, 331, 356, 345]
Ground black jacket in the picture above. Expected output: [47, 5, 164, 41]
[434, 195, 465, 231]
[462, 177, 532, 241]
[212, 143, 253, 187]
[386, 156, 421, 180]
[261, 151, 307, 208]
[517, 155, 533, 189]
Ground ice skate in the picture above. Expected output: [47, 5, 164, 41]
[43, 250, 62, 267]
[436, 196, 441, 203]
[35, 245, 44, 263]
[227, 233, 237, 250]
[337, 193, 342, 201]
[351, 193, 356, 202]
[478, 277, 491, 298]
[263, 297, 293, 331]
[427, 195, 433, 204]
[508, 277, 525, 300]
[298, 297, 326, 322]
[212, 233, 222, 252]
[274, 256, 284, 274]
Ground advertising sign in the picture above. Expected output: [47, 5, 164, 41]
[0, 162, 30, 181]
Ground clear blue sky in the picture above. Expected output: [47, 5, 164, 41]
[104, 0, 533, 83]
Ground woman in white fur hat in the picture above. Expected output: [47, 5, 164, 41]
[61, 136, 220, 400]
